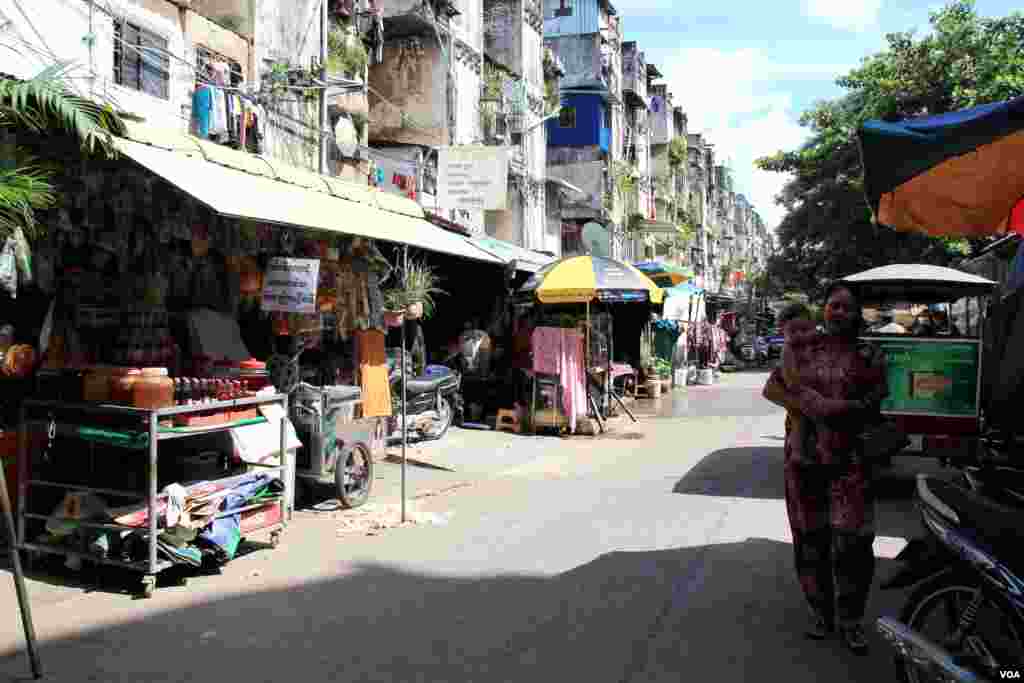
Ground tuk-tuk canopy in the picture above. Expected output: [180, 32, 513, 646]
[838, 264, 997, 304]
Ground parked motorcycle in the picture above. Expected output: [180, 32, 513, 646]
[739, 337, 769, 367]
[881, 449, 1024, 682]
[877, 617, 992, 682]
[385, 352, 463, 443]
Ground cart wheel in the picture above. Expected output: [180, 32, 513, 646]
[269, 531, 282, 549]
[336, 443, 373, 509]
[141, 575, 156, 598]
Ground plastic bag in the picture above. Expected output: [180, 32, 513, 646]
[12, 226, 32, 286]
[0, 237, 16, 298]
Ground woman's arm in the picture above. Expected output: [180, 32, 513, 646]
[822, 344, 890, 424]
[762, 368, 831, 419]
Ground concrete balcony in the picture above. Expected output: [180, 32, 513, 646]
[379, 0, 456, 37]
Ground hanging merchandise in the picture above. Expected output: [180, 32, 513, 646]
[0, 233, 17, 298]
[530, 326, 586, 432]
[192, 82, 214, 139]
[355, 329, 392, 417]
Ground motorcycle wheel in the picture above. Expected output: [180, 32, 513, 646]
[422, 396, 453, 441]
[900, 569, 1024, 682]
[336, 443, 373, 509]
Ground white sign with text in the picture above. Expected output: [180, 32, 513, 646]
[261, 257, 320, 314]
[437, 146, 509, 211]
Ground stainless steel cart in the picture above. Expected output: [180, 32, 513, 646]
[16, 394, 290, 597]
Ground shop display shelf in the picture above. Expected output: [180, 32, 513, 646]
[15, 395, 292, 598]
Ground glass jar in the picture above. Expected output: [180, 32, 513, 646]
[110, 368, 142, 404]
[133, 368, 175, 413]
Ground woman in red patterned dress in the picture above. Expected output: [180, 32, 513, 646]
[762, 283, 888, 654]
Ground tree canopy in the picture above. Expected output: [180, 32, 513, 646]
[756, 0, 1024, 301]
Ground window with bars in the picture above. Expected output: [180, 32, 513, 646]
[113, 21, 170, 99]
[195, 46, 244, 87]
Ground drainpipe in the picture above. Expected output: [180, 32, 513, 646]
[318, 0, 329, 175]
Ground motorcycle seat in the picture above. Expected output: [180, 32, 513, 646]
[404, 376, 448, 393]
[926, 478, 1024, 564]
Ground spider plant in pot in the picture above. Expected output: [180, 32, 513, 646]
[384, 257, 446, 321]
[403, 258, 446, 319]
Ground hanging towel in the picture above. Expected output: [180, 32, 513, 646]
[531, 327, 563, 375]
[211, 87, 229, 138]
[561, 330, 586, 432]
[355, 329, 393, 417]
[192, 85, 213, 138]
[239, 101, 247, 148]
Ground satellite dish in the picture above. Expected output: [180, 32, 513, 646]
[582, 222, 609, 258]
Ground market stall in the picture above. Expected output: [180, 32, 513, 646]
[516, 256, 663, 431]
[0, 124, 462, 596]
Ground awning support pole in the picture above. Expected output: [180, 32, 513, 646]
[400, 245, 408, 524]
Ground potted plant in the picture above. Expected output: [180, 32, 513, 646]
[382, 257, 446, 321]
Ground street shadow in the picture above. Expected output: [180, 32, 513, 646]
[0, 538, 905, 683]
[673, 447, 929, 502]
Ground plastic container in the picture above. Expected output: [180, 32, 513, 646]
[697, 368, 714, 386]
[82, 366, 115, 402]
[133, 368, 175, 410]
[111, 368, 142, 404]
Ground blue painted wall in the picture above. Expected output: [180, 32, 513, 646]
[547, 94, 609, 148]
[543, 0, 601, 37]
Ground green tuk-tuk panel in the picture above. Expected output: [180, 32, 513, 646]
[870, 338, 980, 417]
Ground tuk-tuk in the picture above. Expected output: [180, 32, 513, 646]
[838, 264, 997, 462]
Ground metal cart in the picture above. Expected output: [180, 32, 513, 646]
[16, 394, 291, 597]
[289, 384, 384, 509]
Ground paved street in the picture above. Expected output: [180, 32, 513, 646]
[0, 370, 934, 682]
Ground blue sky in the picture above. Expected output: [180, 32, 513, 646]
[615, 0, 1020, 231]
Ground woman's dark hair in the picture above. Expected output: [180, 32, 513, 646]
[822, 282, 865, 329]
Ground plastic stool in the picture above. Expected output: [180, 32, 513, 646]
[496, 408, 521, 434]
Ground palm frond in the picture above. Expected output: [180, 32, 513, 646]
[0, 63, 126, 156]
[0, 164, 57, 241]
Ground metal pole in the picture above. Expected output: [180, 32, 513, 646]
[400, 245, 408, 523]
[147, 411, 158, 579]
[1, 411, 41, 679]
[318, 0, 329, 175]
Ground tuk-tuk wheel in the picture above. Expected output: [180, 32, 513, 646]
[336, 443, 374, 509]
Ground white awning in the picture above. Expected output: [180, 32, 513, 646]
[111, 125, 503, 266]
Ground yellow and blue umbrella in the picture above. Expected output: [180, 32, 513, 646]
[632, 261, 694, 288]
[857, 95, 1024, 238]
[520, 256, 664, 305]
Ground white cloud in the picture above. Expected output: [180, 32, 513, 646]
[659, 47, 812, 233]
[802, 0, 883, 32]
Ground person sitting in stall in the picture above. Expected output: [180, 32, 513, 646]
[930, 308, 961, 337]
[911, 310, 936, 336]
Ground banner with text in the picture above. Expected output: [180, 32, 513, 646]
[437, 146, 509, 211]
[261, 258, 320, 314]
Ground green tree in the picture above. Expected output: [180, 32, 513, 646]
[1, 63, 127, 241]
[756, 1, 1024, 300]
